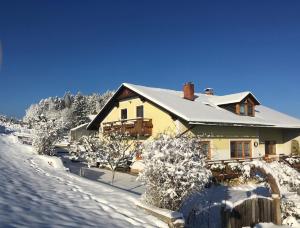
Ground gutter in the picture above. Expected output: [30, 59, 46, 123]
[188, 121, 273, 128]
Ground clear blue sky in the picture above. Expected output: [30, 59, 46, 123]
[0, 0, 300, 118]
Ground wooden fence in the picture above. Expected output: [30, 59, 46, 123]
[221, 197, 280, 228]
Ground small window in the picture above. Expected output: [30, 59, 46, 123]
[136, 105, 144, 118]
[240, 104, 245, 115]
[121, 109, 127, 120]
[248, 104, 253, 116]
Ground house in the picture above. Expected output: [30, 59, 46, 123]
[70, 115, 98, 141]
[87, 82, 300, 161]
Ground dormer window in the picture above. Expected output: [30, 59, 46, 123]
[236, 99, 255, 117]
[240, 104, 245, 115]
[210, 92, 260, 117]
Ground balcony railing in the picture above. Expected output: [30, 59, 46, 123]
[102, 118, 153, 137]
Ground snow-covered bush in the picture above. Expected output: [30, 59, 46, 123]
[33, 123, 59, 155]
[138, 134, 212, 211]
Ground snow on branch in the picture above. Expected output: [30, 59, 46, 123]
[138, 134, 212, 211]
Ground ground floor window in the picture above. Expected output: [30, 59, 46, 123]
[230, 141, 251, 158]
[200, 141, 211, 159]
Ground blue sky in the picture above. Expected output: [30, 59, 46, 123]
[0, 1, 300, 118]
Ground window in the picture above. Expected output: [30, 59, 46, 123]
[240, 104, 245, 115]
[244, 142, 251, 157]
[230, 141, 251, 158]
[136, 105, 144, 118]
[121, 109, 127, 120]
[200, 141, 211, 159]
[234, 97, 257, 117]
[248, 103, 254, 116]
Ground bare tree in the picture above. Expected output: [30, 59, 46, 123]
[99, 131, 134, 184]
[79, 131, 135, 184]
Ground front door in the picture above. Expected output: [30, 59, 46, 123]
[265, 141, 276, 156]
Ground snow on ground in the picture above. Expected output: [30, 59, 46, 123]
[59, 153, 145, 195]
[0, 133, 167, 227]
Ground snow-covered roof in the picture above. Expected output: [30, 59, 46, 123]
[87, 83, 300, 130]
[208, 91, 260, 105]
[71, 123, 89, 131]
[88, 115, 97, 121]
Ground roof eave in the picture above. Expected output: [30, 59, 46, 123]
[86, 84, 125, 130]
[188, 121, 272, 127]
[87, 83, 190, 130]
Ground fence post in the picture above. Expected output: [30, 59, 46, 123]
[272, 194, 281, 225]
[80, 167, 85, 177]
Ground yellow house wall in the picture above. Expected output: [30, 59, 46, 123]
[100, 97, 187, 138]
[190, 126, 300, 160]
[191, 125, 260, 160]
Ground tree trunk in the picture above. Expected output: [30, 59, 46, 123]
[111, 169, 116, 185]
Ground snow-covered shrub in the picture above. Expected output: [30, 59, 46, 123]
[138, 134, 212, 211]
[33, 126, 58, 155]
[283, 216, 300, 227]
[286, 157, 300, 165]
[32, 116, 66, 155]
[209, 163, 226, 171]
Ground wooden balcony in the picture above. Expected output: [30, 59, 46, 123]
[102, 118, 153, 137]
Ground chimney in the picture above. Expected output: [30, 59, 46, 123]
[204, 88, 214, 95]
[183, 82, 195, 101]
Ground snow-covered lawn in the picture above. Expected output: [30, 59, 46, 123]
[0, 134, 166, 227]
[59, 154, 145, 195]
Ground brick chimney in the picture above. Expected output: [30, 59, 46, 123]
[183, 82, 195, 101]
[204, 88, 214, 95]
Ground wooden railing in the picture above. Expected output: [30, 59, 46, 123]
[102, 118, 153, 137]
